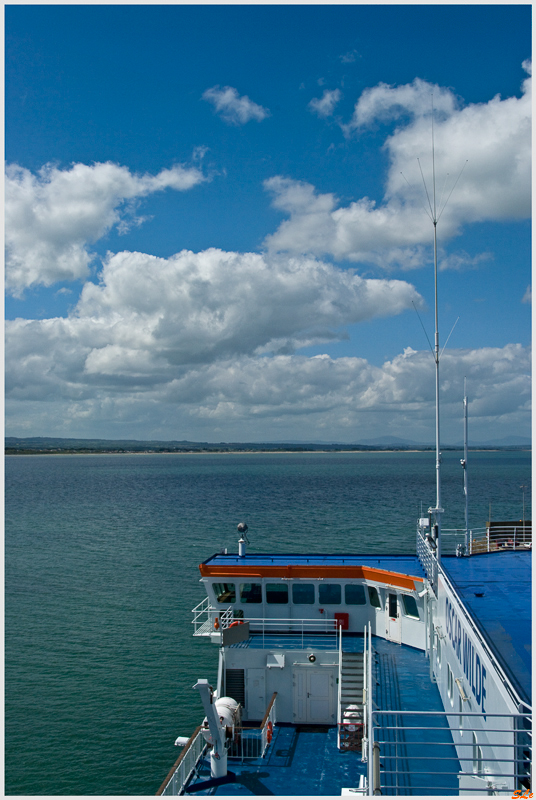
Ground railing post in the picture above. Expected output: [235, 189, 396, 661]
[372, 741, 381, 795]
[487, 526, 490, 552]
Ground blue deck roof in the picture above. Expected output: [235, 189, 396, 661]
[203, 552, 427, 578]
[442, 551, 532, 705]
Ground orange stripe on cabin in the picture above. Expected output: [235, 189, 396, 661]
[198, 563, 423, 591]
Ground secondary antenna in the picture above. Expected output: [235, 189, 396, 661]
[461, 378, 469, 553]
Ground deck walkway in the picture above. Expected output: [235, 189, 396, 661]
[186, 636, 457, 796]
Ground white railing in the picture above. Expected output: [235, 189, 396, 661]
[337, 623, 343, 749]
[228, 616, 340, 649]
[416, 531, 438, 593]
[157, 727, 207, 796]
[158, 695, 278, 794]
[423, 526, 532, 558]
[368, 710, 532, 796]
[192, 600, 235, 637]
[362, 622, 372, 765]
[227, 692, 278, 760]
[192, 597, 215, 636]
[193, 601, 343, 648]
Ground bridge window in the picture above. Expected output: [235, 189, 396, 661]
[292, 583, 315, 604]
[345, 584, 366, 605]
[402, 594, 419, 619]
[319, 584, 341, 604]
[368, 586, 381, 609]
[266, 583, 289, 604]
[213, 583, 236, 604]
[239, 583, 262, 603]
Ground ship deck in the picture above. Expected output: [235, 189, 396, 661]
[185, 636, 458, 796]
[442, 550, 532, 705]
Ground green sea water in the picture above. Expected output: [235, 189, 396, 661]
[5, 450, 531, 795]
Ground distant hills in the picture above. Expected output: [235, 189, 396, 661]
[357, 435, 532, 448]
[5, 435, 531, 454]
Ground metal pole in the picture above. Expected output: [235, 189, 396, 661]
[520, 485, 527, 544]
[373, 741, 381, 795]
[463, 380, 469, 553]
[433, 216, 442, 563]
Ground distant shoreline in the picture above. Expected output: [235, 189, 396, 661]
[5, 447, 529, 456]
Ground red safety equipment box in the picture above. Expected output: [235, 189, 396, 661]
[334, 612, 349, 630]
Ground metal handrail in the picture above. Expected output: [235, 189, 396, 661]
[158, 694, 278, 793]
[436, 526, 532, 556]
[227, 692, 278, 761]
[156, 726, 206, 796]
[369, 709, 531, 796]
[224, 616, 340, 649]
[337, 623, 343, 748]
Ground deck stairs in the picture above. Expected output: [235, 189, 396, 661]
[338, 651, 364, 751]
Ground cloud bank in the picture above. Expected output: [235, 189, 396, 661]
[5, 246, 530, 441]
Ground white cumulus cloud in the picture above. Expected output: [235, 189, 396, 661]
[266, 66, 531, 268]
[5, 161, 207, 294]
[5, 312, 530, 442]
[202, 85, 270, 125]
[5, 242, 530, 442]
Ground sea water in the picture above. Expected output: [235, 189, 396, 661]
[5, 450, 531, 795]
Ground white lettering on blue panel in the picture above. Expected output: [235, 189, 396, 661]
[444, 597, 487, 715]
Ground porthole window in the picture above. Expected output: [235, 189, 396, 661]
[213, 582, 236, 604]
[402, 594, 419, 619]
[368, 586, 381, 609]
[266, 583, 288, 604]
[319, 584, 341, 605]
[345, 584, 367, 605]
[239, 583, 262, 603]
[292, 583, 315, 604]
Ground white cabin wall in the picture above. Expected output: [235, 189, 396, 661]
[223, 646, 339, 724]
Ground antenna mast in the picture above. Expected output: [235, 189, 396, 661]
[411, 100, 466, 563]
[462, 379, 469, 552]
[429, 104, 443, 562]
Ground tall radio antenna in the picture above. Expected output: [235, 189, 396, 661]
[415, 96, 467, 563]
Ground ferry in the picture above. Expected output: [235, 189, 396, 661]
[156, 143, 531, 796]
[156, 514, 531, 796]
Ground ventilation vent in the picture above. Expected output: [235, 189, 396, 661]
[225, 669, 245, 705]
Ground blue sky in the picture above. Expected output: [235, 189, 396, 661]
[5, 4, 531, 444]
